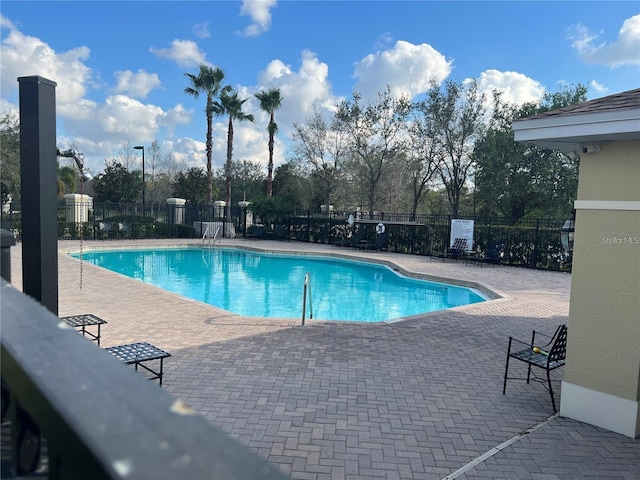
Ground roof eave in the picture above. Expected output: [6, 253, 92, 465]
[513, 108, 640, 153]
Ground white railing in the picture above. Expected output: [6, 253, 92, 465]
[202, 224, 222, 247]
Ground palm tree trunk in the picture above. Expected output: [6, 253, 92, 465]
[267, 111, 275, 196]
[226, 117, 234, 220]
[206, 95, 214, 206]
[267, 137, 274, 197]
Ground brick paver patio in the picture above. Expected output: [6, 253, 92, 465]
[8, 239, 640, 479]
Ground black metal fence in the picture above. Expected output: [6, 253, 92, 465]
[287, 209, 572, 271]
[1, 201, 572, 271]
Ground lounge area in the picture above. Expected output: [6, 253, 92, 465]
[5, 238, 638, 479]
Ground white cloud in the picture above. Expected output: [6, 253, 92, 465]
[0, 27, 92, 105]
[374, 32, 394, 52]
[113, 69, 162, 98]
[569, 15, 640, 67]
[353, 40, 453, 101]
[65, 95, 163, 144]
[475, 70, 545, 106]
[160, 137, 207, 171]
[192, 22, 210, 39]
[0, 19, 195, 173]
[149, 39, 208, 68]
[254, 50, 340, 132]
[159, 103, 192, 131]
[1, 14, 16, 30]
[589, 80, 608, 94]
[238, 0, 277, 37]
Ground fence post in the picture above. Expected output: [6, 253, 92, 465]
[19, 75, 58, 315]
[410, 224, 416, 255]
[533, 218, 540, 268]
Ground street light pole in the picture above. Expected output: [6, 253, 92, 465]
[134, 145, 145, 211]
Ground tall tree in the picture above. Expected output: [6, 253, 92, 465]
[171, 167, 210, 205]
[184, 64, 227, 205]
[147, 140, 162, 207]
[0, 111, 20, 204]
[215, 89, 255, 218]
[233, 159, 265, 202]
[57, 165, 77, 198]
[334, 87, 411, 218]
[425, 79, 486, 216]
[405, 100, 440, 218]
[474, 85, 587, 221]
[119, 141, 139, 172]
[92, 160, 142, 203]
[291, 103, 348, 210]
[254, 88, 283, 197]
[272, 163, 311, 210]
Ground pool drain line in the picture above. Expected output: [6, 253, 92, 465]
[441, 413, 559, 480]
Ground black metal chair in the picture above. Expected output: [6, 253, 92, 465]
[274, 224, 290, 241]
[245, 225, 265, 239]
[477, 241, 504, 267]
[366, 231, 389, 251]
[449, 237, 467, 260]
[345, 229, 366, 248]
[503, 324, 568, 412]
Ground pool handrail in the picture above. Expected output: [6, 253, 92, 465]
[301, 272, 313, 326]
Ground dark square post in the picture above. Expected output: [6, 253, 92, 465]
[19, 75, 58, 315]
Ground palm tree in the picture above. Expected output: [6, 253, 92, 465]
[184, 64, 227, 205]
[216, 90, 255, 218]
[254, 88, 282, 196]
[57, 165, 77, 199]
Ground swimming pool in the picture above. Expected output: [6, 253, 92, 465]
[72, 248, 487, 322]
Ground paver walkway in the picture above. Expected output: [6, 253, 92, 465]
[8, 239, 640, 479]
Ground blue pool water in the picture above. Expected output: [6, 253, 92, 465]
[72, 248, 487, 322]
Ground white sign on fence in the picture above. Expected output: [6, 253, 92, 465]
[450, 219, 474, 250]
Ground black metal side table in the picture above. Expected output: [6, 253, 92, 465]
[60, 314, 107, 345]
[105, 342, 171, 386]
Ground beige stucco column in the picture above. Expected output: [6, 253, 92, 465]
[560, 140, 640, 438]
[166, 197, 186, 224]
[63, 193, 92, 223]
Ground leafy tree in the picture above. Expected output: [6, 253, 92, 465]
[171, 167, 210, 205]
[214, 89, 254, 218]
[405, 99, 440, 218]
[147, 140, 162, 206]
[155, 151, 181, 202]
[474, 85, 587, 221]
[57, 165, 77, 198]
[92, 160, 142, 203]
[272, 162, 311, 209]
[0, 111, 20, 204]
[184, 64, 227, 205]
[255, 88, 283, 197]
[232, 159, 265, 202]
[334, 87, 411, 217]
[291, 102, 348, 210]
[425, 79, 487, 216]
[249, 195, 293, 228]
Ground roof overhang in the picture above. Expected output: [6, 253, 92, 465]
[512, 108, 640, 154]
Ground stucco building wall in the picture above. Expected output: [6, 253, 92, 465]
[564, 140, 640, 437]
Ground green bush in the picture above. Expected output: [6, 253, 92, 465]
[153, 223, 197, 238]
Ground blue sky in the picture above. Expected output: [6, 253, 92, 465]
[1, 1, 639, 176]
